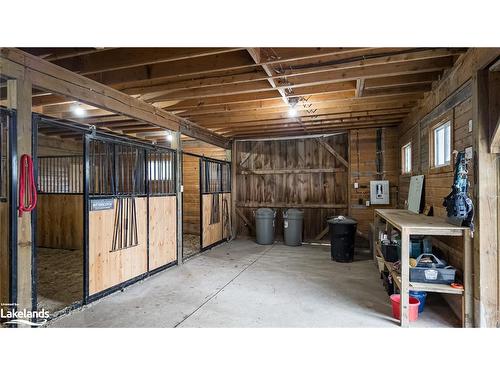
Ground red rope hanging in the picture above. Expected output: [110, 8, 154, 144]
[18, 154, 37, 217]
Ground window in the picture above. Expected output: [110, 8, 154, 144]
[401, 142, 412, 174]
[432, 120, 452, 167]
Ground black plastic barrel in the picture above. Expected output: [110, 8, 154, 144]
[327, 216, 357, 262]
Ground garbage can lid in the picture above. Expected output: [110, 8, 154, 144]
[283, 208, 304, 219]
[327, 215, 357, 225]
[256, 208, 275, 218]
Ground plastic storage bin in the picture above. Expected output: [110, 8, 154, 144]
[390, 294, 420, 321]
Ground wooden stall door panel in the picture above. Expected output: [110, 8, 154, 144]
[149, 196, 177, 270]
[0, 202, 9, 305]
[37, 194, 83, 250]
[202, 193, 223, 248]
[89, 198, 148, 295]
[182, 155, 201, 235]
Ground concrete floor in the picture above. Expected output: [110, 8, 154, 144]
[47, 239, 459, 328]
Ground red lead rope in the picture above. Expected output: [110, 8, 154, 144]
[18, 154, 37, 217]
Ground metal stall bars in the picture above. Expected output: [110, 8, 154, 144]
[199, 156, 231, 251]
[85, 131, 178, 303]
[0, 107, 17, 314]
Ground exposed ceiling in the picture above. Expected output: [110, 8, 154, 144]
[22, 47, 466, 141]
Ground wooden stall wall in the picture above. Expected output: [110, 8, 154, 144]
[234, 135, 349, 241]
[398, 94, 473, 273]
[202, 193, 223, 248]
[182, 154, 201, 235]
[36, 195, 83, 250]
[149, 196, 177, 270]
[349, 127, 399, 237]
[0, 201, 8, 306]
[182, 141, 228, 236]
[89, 197, 148, 295]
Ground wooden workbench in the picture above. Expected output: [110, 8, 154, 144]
[374, 209, 472, 328]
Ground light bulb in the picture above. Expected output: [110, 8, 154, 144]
[288, 107, 297, 117]
[72, 105, 85, 117]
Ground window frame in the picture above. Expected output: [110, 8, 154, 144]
[401, 142, 412, 175]
[429, 112, 454, 173]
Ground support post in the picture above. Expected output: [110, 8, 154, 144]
[231, 141, 238, 240]
[174, 132, 183, 264]
[463, 228, 473, 327]
[472, 71, 499, 327]
[8, 78, 33, 320]
[400, 228, 410, 327]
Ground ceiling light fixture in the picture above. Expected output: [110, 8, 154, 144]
[288, 107, 298, 117]
[166, 133, 173, 142]
[72, 104, 85, 117]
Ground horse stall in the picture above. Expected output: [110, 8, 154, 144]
[32, 115, 178, 313]
[182, 153, 202, 259]
[86, 133, 177, 301]
[200, 157, 232, 251]
[34, 116, 86, 314]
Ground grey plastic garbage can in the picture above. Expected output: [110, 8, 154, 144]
[255, 208, 275, 245]
[283, 209, 304, 246]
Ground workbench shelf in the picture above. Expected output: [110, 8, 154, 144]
[374, 209, 472, 328]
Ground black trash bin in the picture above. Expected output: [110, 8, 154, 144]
[327, 216, 357, 262]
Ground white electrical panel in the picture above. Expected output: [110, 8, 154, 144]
[370, 180, 389, 205]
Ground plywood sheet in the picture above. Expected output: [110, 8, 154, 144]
[202, 193, 223, 248]
[37, 194, 83, 250]
[89, 197, 148, 295]
[182, 154, 200, 235]
[149, 196, 177, 270]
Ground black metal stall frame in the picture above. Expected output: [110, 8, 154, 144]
[199, 155, 231, 252]
[84, 132, 178, 303]
[31, 115, 178, 317]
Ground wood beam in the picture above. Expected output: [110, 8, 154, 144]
[1, 48, 230, 149]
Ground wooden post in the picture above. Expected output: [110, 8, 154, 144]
[400, 228, 410, 327]
[231, 141, 238, 240]
[8, 78, 33, 318]
[463, 228, 473, 327]
[472, 71, 499, 327]
[174, 132, 183, 264]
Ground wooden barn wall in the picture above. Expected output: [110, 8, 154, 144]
[0, 201, 8, 307]
[349, 127, 400, 236]
[89, 197, 148, 295]
[182, 154, 201, 235]
[234, 135, 349, 241]
[149, 196, 177, 270]
[398, 94, 474, 274]
[37, 133, 82, 156]
[182, 141, 228, 236]
[37, 194, 83, 250]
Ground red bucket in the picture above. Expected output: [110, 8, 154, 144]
[390, 294, 420, 322]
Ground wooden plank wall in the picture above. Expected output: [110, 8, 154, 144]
[182, 154, 201, 235]
[89, 197, 148, 295]
[36, 194, 83, 250]
[398, 97, 473, 273]
[202, 193, 223, 248]
[0, 201, 8, 307]
[234, 135, 349, 240]
[149, 196, 177, 270]
[182, 141, 228, 236]
[349, 127, 400, 236]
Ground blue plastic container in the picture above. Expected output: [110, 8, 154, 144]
[409, 291, 427, 313]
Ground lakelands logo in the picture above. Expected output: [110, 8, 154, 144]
[1, 303, 50, 327]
